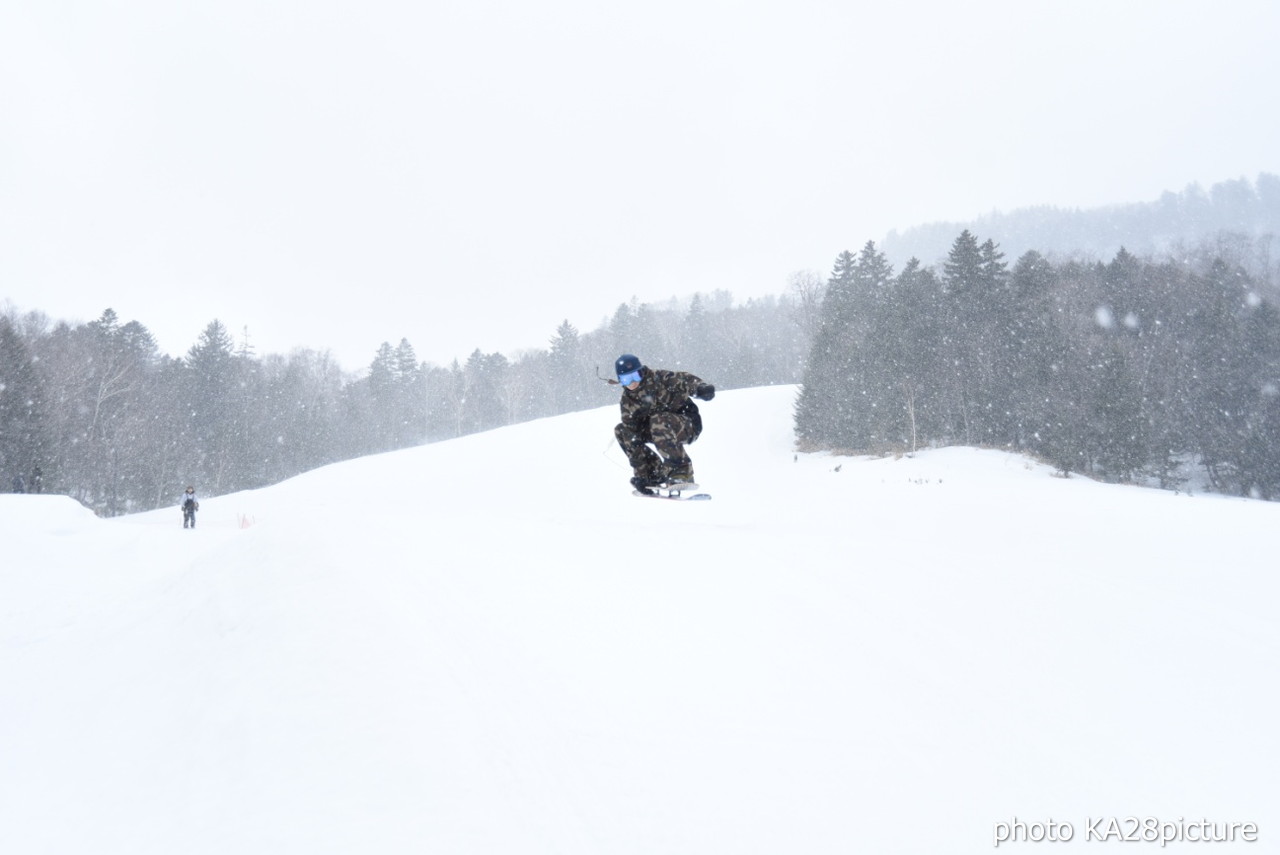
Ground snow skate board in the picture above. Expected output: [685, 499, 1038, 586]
[632, 481, 711, 501]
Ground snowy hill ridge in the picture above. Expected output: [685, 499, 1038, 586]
[2, 385, 1277, 855]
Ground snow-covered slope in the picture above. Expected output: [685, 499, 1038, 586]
[2, 385, 1276, 854]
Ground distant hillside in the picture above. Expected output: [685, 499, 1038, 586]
[881, 173, 1280, 279]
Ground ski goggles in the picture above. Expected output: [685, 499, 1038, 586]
[617, 369, 642, 386]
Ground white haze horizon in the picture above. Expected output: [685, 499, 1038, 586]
[2, 385, 1277, 853]
[3, 1, 1278, 369]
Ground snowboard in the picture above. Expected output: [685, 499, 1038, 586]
[633, 483, 711, 501]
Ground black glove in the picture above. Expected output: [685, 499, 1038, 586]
[695, 383, 715, 401]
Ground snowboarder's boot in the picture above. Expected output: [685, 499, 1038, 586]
[661, 457, 695, 488]
[630, 474, 662, 495]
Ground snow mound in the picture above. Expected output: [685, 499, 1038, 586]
[0, 494, 99, 538]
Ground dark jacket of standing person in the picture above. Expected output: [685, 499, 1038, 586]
[181, 487, 199, 529]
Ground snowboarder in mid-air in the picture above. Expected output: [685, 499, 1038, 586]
[181, 486, 199, 529]
[611, 353, 715, 495]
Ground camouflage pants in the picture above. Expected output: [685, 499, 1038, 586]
[615, 412, 698, 480]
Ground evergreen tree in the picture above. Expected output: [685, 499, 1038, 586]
[0, 317, 48, 490]
[460, 350, 509, 434]
[679, 294, 710, 371]
[394, 339, 420, 384]
[939, 231, 986, 442]
[1186, 259, 1259, 492]
[607, 302, 635, 356]
[795, 250, 858, 448]
[887, 258, 947, 450]
[361, 340, 421, 453]
[1086, 337, 1148, 482]
[845, 242, 896, 449]
[548, 320, 591, 413]
[185, 319, 241, 493]
[1100, 247, 1144, 331]
[940, 232, 1012, 444]
[393, 338, 425, 444]
[795, 245, 896, 449]
[1007, 250, 1066, 453]
[1236, 299, 1280, 497]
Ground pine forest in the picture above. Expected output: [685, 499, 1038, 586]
[3, 175, 1280, 511]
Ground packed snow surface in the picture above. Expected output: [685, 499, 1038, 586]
[2, 385, 1276, 853]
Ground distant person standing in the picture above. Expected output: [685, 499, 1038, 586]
[11, 474, 25, 493]
[181, 486, 200, 529]
[30, 466, 42, 494]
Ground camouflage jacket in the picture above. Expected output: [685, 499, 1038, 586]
[619, 367, 705, 434]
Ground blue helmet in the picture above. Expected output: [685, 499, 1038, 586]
[615, 353, 643, 385]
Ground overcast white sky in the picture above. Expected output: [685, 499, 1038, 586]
[2, 0, 1278, 369]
